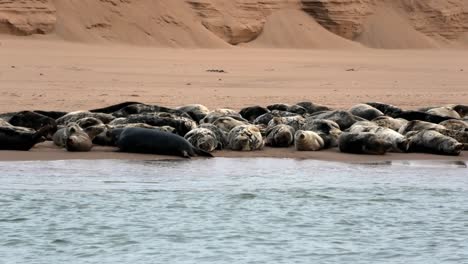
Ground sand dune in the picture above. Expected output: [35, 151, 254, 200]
[0, 0, 467, 49]
[53, 0, 228, 48]
[245, 10, 361, 49]
[355, 7, 440, 49]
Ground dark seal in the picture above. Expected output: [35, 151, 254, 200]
[115, 127, 213, 158]
[0, 126, 51, 151]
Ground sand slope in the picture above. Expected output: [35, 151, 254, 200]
[355, 6, 440, 49]
[1, 0, 467, 49]
[245, 10, 362, 49]
[53, 0, 229, 48]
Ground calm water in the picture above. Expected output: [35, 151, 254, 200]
[0, 158, 467, 264]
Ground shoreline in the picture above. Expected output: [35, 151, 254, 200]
[0, 142, 466, 162]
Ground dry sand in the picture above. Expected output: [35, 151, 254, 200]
[0, 38, 467, 161]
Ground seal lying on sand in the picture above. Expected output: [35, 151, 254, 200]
[301, 119, 341, 148]
[110, 114, 196, 136]
[57, 111, 115, 126]
[268, 116, 305, 131]
[372, 116, 407, 131]
[349, 104, 384, 120]
[309, 110, 364, 130]
[184, 128, 221, 152]
[406, 130, 463, 156]
[267, 104, 307, 115]
[89, 101, 142, 114]
[53, 123, 105, 151]
[399, 120, 446, 135]
[295, 130, 325, 151]
[265, 124, 295, 148]
[426, 107, 461, 119]
[338, 132, 392, 155]
[348, 124, 408, 152]
[8, 111, 57, 137]
[228, 125, 264, 151]
[439, 119, 468, 131]
[112, 104, 191, 119]
[116, 128, 213, 158]
[0, 126, 50, 151]
[239, 106, 269, 122]
[177, 104, 210, 123]
[296, 101, 331, 114]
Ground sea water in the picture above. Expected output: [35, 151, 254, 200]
[0, 158, 467, 264]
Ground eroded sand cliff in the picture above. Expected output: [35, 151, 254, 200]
[0, 0, 467, 48]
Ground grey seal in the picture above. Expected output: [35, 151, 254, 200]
[265, 124, 295, 148]
[0, 126, 50, 151]
[338, 132, 392, 155]
[406, 130, 463, 156]
[115, 127, 213, 158]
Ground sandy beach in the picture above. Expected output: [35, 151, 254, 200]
[1, 38, 467, 162]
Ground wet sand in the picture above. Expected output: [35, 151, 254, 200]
[0, 142, 466, 162]
[1, 38, 467, 162]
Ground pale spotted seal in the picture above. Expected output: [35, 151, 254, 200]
[228, 125, 264, 151]
[294, 130, 325, 151]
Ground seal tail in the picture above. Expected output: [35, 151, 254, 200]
[194, 148, 214, 158]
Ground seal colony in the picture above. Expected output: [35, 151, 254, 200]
[0, 102, 467, 158]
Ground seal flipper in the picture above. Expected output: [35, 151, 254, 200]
[27, 125, 52, 150]
[181, 150, 191, 159]
[193, 148, 214, 158]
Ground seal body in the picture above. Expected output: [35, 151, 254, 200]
[110, 114, 196, 136]
[295, 130, 325, 151]
[53, 123, 104, 148]
[296, 101, 331, 114]
[268, 116, 305, 131]
[265, 124, 295, 148]
[93, 124, 175, 146]
[365, 102, 403, 117]
[399, 120, 446, 135]
[407, 130, 463, 156]
[184, 128, 220, 152]
[372, 116, 407, 131]
[239, 106, 269, 122]
[8, 111, 57, 138]
[349, 104, 384, 120]
[0, 126, 49, 151]
[339, 132, 392, 155]
[228, 125, 264, 151]
[426, 107, 460, 119]
[267, 104, 307, 115]
[213, 116, 248, 134]
[301, 119, 341, 148]
[348, 125, 408, 152]
[116, 128, 213, 158]
[57, 111, 115, 126]
[439, 120, 468, 131]
[89, 101, 142, 114]
[200, 109, 243, 124]
[177, 104, 210, 123]
[309, 110, 364, 130]
[66, 129, 93, 152]
[112, 104, 190, 119]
